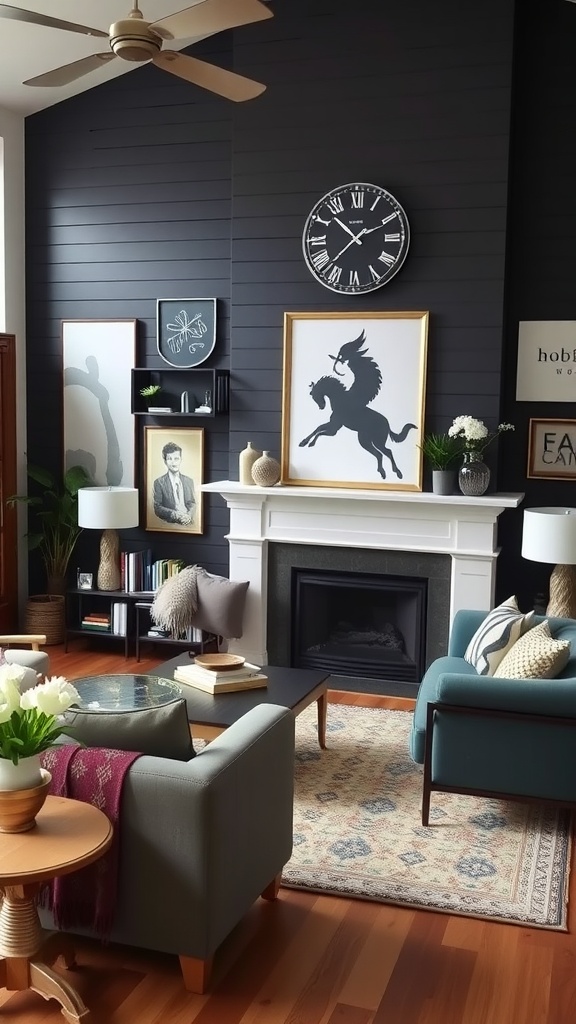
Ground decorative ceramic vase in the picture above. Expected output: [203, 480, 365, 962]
[239, 442, 262, 485]
[0, 753, 43, 791]
[251, 451, 281, 487]
[431, 469, 457, 496]
[458, 451, 490, 496]
[0, 756, 51, 833]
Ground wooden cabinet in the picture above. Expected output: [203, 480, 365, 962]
[131, 368, 229, 417]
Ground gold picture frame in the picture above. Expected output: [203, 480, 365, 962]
[281, 311, 428, 490]
[527, 418, 576, 480]
[143, 426, 204, 534]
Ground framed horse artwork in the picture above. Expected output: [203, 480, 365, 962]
[281, 311, 429, 490]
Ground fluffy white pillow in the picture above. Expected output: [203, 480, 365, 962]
[464, 596, 535, 676]
[496, 620, 571, 679]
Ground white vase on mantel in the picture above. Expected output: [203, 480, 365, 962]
[239, 442, 262, 485]
[0, 753, 42, 791]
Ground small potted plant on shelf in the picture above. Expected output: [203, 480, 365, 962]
[418, 432, 464, 495]
[140, 384, 171, 413]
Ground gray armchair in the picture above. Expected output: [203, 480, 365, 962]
[39, 703, 295, 992]
[0, 633, 50, 684]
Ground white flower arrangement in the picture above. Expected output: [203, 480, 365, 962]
[0, 663, 80, 764]
[448, 416, 514, 455]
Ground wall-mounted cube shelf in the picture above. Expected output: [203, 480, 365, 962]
[131, 368, 229, 417]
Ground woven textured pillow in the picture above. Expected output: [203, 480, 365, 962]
[496, 620, 571, 679]
[464, 596, 534, 676]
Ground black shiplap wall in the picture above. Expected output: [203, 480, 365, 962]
[497, 0, 576, 608]
[24, 0, 516, 590]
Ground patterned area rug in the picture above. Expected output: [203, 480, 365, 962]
[281, 704, 572, 929]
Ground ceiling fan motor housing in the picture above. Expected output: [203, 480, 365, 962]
[109, 18, 162, 62]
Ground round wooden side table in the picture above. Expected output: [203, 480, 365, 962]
[0, 795, 113, 1023]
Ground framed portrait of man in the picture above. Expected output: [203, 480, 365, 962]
[143, 426, 204, 534]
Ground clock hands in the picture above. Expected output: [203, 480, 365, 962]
[333, 228, 367, 262]
[333, 217, 364, 243]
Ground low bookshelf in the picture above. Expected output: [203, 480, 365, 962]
[65, 589, 216, 660]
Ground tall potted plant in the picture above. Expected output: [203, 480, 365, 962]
[8, 464, 92, 642]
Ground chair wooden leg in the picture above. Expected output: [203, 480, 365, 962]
[260, 872, 282, 901]
[179, 954, 213, 993]
[421, 781, 431, 826]
[421, 701, 436, 826]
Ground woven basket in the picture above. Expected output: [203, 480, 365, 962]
[24, 594, 65, 645]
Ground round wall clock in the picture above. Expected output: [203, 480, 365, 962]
[302, 182, 410, 295]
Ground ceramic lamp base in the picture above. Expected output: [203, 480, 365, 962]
[97, 528, 121, 591]
[546, 563, 576, 619]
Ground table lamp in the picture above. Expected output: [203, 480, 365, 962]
[521, 507, 576, 618]
[78, 486, 139, 591]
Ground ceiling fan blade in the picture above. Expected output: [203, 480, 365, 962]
[151, 0, 273, 42]
[24, 53, 117, 88]
[153, 51, 265, 102]
[0, 3, 107, 37]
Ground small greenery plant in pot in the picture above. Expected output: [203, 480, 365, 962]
[419, 433, 464, 494]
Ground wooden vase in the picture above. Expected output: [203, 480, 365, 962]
[0, 768, 51, 833]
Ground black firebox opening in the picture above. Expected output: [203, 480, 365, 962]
[290, 569, 427, 683]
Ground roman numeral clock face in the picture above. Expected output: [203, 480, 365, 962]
[302, 182, 410, 294]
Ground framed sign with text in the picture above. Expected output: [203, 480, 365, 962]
[527, 418, 576, 480]
[517, 321, 576, 401]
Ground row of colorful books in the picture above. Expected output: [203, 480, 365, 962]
[120, 551, 184, 593]
[81, 602, 128, 636]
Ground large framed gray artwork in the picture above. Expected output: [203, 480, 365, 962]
[281, 311, 428, 490]
[62, 319, 136, 487]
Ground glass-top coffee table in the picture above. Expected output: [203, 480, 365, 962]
[73, 674, 182, 712]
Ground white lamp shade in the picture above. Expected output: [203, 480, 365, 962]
[78, 487, 139, 529]
[521, 507, 576, 565]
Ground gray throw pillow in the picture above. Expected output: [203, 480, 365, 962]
[64, 697, 194, 761]
[192, 569, 249, 638]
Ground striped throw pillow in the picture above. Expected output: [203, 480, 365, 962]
[496, 620, 571, 679]
[464, 597, 535, 676]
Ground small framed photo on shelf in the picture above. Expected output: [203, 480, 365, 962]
[77, 571, 93, 590]
[156, 298, 216, 368]
[143, 425, 204, 535]
[527, 418, 576, 480]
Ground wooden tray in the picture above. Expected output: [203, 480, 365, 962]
[194, 653, 246, 672]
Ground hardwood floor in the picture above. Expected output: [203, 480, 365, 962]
[1, 641, 574, 1023]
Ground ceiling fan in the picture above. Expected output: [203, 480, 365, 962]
[0, 0, 273, 101]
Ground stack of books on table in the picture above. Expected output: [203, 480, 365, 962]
[81, 612, 110, 632]
[174, 661, 268, 694]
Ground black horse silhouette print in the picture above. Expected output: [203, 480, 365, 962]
[298, 331, 416, 480]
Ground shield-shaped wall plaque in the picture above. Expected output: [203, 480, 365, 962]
[156, 298, 217, 367]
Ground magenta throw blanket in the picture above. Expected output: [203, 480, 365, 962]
[39, 745, 141, 936]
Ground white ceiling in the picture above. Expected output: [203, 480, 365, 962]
[0, 1, 238, 116]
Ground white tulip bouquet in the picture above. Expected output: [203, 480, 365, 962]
[0, 663, 80, 765]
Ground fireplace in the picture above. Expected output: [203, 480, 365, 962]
[201, 481, 523, 668]
[291, 568, 427, 682]
[266, 542, 450, 693]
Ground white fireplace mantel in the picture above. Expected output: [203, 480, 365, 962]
[202, 482, 524, 664]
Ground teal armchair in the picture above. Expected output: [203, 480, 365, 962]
[409, 610, 576, 824]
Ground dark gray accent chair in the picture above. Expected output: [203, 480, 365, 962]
[40, 703, 295, 992]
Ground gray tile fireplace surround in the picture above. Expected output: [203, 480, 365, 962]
[266, 543, 451, 697]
